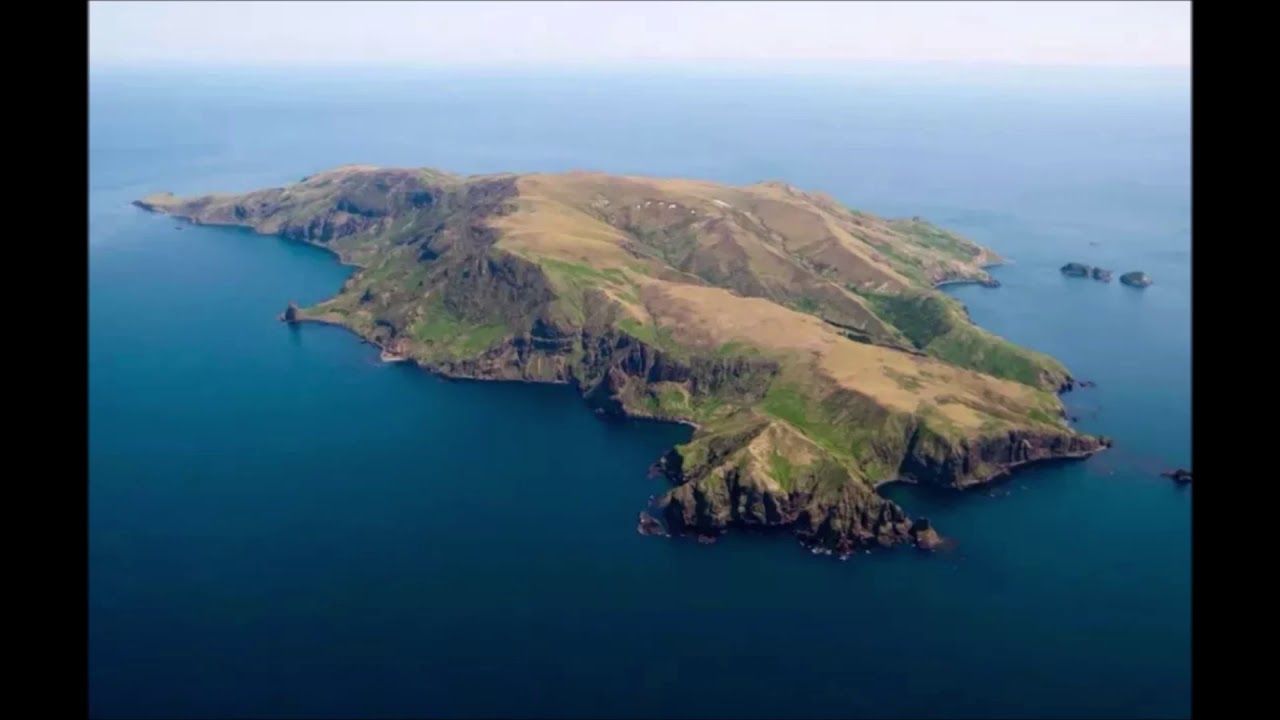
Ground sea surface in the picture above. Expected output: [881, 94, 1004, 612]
[89, 66, 1191, 719]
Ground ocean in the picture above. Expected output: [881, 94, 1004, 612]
[89, 65, 1191, 719]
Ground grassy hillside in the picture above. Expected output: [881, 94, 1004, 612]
[135, 165, 1105, 555]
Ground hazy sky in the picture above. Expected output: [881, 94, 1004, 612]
[89, 1, 1191, 69]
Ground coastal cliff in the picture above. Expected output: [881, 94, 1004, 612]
[135, 165, 1108, 556]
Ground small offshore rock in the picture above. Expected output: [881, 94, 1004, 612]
[1061, 262, 1092, 277]
[637, 511, 667, 537]
[910, 517, 944, 551]
[1090, 267, 1112, 282]
[1161, 468, 1192, 485]
[279, 301, 300, 323]
[1120, 271, 1153, 288]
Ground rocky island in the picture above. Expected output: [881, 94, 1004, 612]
[1061, 262, 1112, 283]
[1120, 271, 1153, 288]
[135, 165, 1110, 557]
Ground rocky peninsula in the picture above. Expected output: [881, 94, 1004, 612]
[135, 165, 1109, 557]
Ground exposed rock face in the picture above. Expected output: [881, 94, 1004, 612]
[650, 414, 1110, 554]
[1120, 271, 1153, 288]
[1062, 263, 1113, 283]
[651, 421, 914, 554]
[910, 517, 944, 551]
[899, 427, 1111, 488]
[637, 511, 667, 536]
[280, 301, 300, 323]
[1161, 468, 1192, 485]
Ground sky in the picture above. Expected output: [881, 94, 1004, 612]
[89, 1, 1191, 70]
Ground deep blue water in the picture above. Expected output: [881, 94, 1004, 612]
[89, 67, 1191, 719]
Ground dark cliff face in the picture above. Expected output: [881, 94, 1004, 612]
[650, 411, 1109, 554]
[575, 330, 779, 413]
[655, 452, 917, 555]
[899, 426, 1111, 488]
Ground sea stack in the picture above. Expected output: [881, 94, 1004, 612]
[280, 301, 300, 323]
[911, 518, 944, 551]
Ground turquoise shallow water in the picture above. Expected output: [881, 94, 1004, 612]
[89, 68, 1191, 719]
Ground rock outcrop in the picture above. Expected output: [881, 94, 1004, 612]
[650, 411, 1109, 554]
[1120, 271, 1153, 288]
[910, 517, 944, 551]
[1161, 468, 1192, 485]
[637, 511, 667, 536]
[898, 427, 1111, 488]
[1061, 263, 1113, 283]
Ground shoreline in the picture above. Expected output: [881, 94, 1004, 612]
[285, 311, 1095, 494]
[284, 313, 704, 430]
[931, 261, 1006, 290]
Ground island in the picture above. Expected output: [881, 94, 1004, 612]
[134, 165, 1110, 557]
[1120, 271, 1153, 288]
[1061, 262, 1112, 283]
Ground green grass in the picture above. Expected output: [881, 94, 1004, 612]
[768, 451, 795, 491]
[409, 295, 510, 357]
[1027, 407, 1058, 426]
[540, 258, 628, 286]
[715, 341, 761, 358]
[619, 317, 659, 345]
[862, 291, 954, 348]
[759, 377, 938, 483]
[862, 290, 1066, 389]
[761, 385, 855, 458]
[888, 218, 982, 262]
[868, 243, 929, 285]
[926, 329, 1051, 389]
[541, 258, 637, 327]
[616, 317, 684, 356]
[641, 383, 693, 417]
[761, 385, 810, 432]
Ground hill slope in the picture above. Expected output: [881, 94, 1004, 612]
[136, 166, 1107, 556]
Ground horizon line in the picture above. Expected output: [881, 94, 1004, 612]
[89, 58, 1191, 77]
